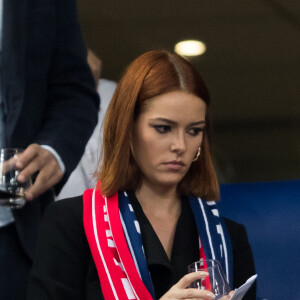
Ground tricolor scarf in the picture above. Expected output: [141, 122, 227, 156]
[83, 188, 233, 300]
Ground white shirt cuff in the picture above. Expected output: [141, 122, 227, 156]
[41, 145, 66, 174]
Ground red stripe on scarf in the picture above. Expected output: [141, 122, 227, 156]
[107, 192, 153, 299]
[83, 189, 153, 300]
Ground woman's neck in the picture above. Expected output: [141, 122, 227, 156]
[135, 181, 181, 217]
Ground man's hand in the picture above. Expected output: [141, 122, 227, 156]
[15, 144, 63, 200]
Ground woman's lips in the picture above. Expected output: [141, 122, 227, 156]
[163, 160, 186, 170]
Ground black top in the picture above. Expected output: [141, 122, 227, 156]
[27, 194, 256, 300]
[128, 190, 200, 298]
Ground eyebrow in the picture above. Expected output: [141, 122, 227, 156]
[150, 118, 206, 126]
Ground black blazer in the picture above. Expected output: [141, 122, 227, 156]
[1, 0, 99, 259]
[27, 196, 256, 300]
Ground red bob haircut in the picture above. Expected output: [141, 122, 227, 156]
[98, 50, 219, 201]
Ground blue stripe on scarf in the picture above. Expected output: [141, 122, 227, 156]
[219, 216, 233, 287]
[188, 196, 233, 288]
[118, 191, 156, 298]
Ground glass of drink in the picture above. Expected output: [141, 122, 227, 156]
[0, 148, 32, 209]
[188, 259, 231, 300]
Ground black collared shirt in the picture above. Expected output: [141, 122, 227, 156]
[128, 191, 199, 299]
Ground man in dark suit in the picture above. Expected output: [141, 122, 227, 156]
[0, 0, 99, 298]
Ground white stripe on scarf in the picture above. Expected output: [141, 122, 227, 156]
[92, 190, 120, 299]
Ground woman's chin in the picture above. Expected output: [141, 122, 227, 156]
[154, 174, 185, 188]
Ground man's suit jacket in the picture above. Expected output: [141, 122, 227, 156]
[1, 0, 99, 259]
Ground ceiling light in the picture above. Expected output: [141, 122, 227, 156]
[174, 40, 206, 57]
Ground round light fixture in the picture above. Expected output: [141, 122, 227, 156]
[174, 40, 206, 57]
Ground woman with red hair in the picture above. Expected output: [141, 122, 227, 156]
[28, 50, 255, 300]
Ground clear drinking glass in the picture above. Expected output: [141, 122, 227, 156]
[0, 148, 32, 209]
[188, 259, 231, 300]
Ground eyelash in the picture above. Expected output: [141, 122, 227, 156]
[188, 128, 204, 136]
[153, 125, 204, 136]
[153, 125, 171, 134]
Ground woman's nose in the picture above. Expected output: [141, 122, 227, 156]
[170, 133, 186, 153]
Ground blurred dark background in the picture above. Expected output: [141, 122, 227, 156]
[77, 0, 300, 183]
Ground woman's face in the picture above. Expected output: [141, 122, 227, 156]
[131, 90, 206, 190]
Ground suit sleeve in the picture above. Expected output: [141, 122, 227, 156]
[224, 218, 256, 300]
[27, 197, 90, 299]
[33, 0, 99, 191]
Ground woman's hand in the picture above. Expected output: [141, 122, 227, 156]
[159, 271, 216, 299]
[219, 290, 235, 300]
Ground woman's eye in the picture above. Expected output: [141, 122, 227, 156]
[188, 128, 204, 136]
[153, 125, 171, 134]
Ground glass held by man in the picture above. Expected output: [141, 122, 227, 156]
[0, 148, 32, 209]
